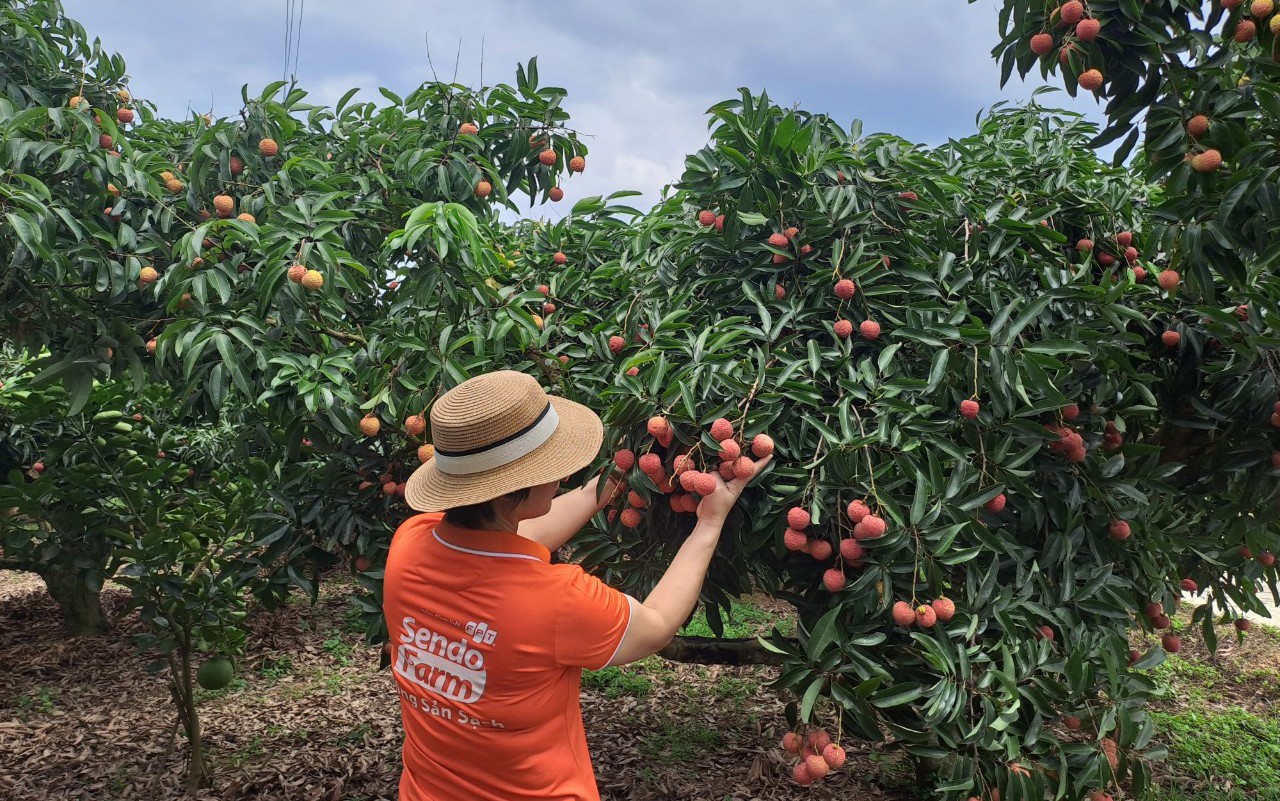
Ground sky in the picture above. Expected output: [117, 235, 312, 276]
[61, 0, 1106, 217]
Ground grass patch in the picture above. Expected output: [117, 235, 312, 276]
[258, 655, 293, 681]
[582, 665, 653, 699]
[13, 685, 56, 717]
[1150, 707, 1280, 797]
[680, 597, 792, 638]
[322, 632, 354, 666]
[638, 717, 725, 763]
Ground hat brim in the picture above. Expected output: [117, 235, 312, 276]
[403, 395, 604, 512]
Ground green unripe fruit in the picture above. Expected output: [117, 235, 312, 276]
[196, 656, 234, 690]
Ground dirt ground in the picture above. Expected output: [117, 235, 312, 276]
[3, 570, 1278, 801]
[0, 571, 913, 801]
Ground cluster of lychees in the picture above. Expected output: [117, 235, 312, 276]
[782, 499, 888, 592]
[829, 278, 882, 342]
[779, 728, 846, 786]
[610, 417, 773, 527]
[891, 597, 956, 629]
[761, 226, 813, 265]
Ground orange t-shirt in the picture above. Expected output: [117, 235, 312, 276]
[383, 513, 632, 801]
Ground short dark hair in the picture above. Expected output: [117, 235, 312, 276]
[444, 487, 532, 530]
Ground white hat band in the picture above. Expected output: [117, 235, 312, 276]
[432, 403, 560, 476]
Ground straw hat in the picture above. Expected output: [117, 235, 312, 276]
[404, 371, 603, 512]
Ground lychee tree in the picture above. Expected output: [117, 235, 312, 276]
[562, 91, 1280, 799]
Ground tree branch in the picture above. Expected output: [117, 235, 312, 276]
[657, 635, 792, 666]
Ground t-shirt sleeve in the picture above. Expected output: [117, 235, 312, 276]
[553, 565, 633, 670]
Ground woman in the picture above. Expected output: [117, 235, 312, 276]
[383, 370, 770, 801]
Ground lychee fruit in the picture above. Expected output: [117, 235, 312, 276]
[822, 743, 847, 769]
[916, 605, 938, 628]
[1234, 19, 1257, 42]
[892, 601, 916, 627]
[1261, 551, 1277, 567]
[860, 320, 881, 340]
[117, 107, 134, 124]
[1124, 247, 1138, 264]
[146, 338, 157, 354]
[1109, 520, 1131, 540]
[839, 538, 865, 562]
[138, 266, 159, 285]
[647, 416, 670, 438]
[787, 507, 811, 530]
[538, 149, 556, 166]
[714, 214, 725, 231]
[475, 180, 493, 197]
[751, 434, 774, 457]
[1256, 0, 1277, 16]
[692, 472, 717, 496]
[237, 212, 256, 224]
[620, 508, 641, 528]
[1038, 625, 1055, 641]
[1075, 18, 1101, 41]
[638, 453, 662, 474]
[1180, 578, 1198, 593]
[301, 270, 324, 290]
[288, 264, 307, 283]
[718, 439, 741, 461]
[418, 444, 435, 463]
[984, 493, 1007, 513]
[774, 284, 786, 299]
[807, 539, 833, 560]
[960, 399, 980, 419]
[228, 155, 244, 176]
[847, 499, 870, 522]
[1116, 231, 1133, 247]
[697, 210, 716, 227]
[784, 528, 808, 551]
[854, 514, 887, 539]
[1236, 618, 1252, 632]
[569, 156, 585, 172]
[535, 284, 550, 296]
[834, 319, 853, 339]
[259, 138, 278, 157]
[213, 195, 234, 217]
[1133, 266, 1147, 281]
[823, 569, 846, 592]
[792, 762, 815, 786]
[627, 491, 647, 509]
[68, 95, 87, 109]
[1157, 269, 1180, 290]
[543, 302, 556, 314]
[1161, 634, 1182, 653]
[1162, 330, 1181, 348]
[548, 186, 564, 202]
[898, 190, 918, 202]
[404, 414, 427, 436]
[1060, 0, 1085, 25]
[1031, 33, 1054, 55]
[782, 732, 803, 754]
[932, 597, 956, 622]
[767, 233, 789, 248]
[1078, 69, 1104, 91]
[834, 278, 856, 299]
[1191, 149, 1222, 172]
[1077, 238, 1094, 252]
[459, 122, 479, 136]
[1062, 403, 1080, 421]
[99, 133, 113, 149]
[608, 335, 625, 354]
[359, 415, 381, 437]
[709, 417, 734, 441]
[1186, 115, 1210, 138]
[32, 461, 46, 475]
[614, 449, 636, 471]
[771, 254, 787, 265]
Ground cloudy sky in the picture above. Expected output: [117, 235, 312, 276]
[62, 0, 1104, 216]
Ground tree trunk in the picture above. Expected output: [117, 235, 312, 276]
[658, 636, 791, 665]
[40, 559, 107, 636]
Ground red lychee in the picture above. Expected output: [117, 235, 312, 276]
[892, 601, 916, 627]
[1075, 18, 1101, 41]
[117, 107, 134, 124]
[538, 149, 556, 166]
[1157, 269, 1180, 290]
[1162, 330, 1181, 348]
[1186, 115, 1210, 138]
[614, 449, 636, 471]
[751, 433, 774, 457]
[781, 732, 803, 754]
[693, 472, 718, 496]
[404, 414, 427, 436]
[1038, 625, 1055, 641]
[767, 232, 788, 247]
[1133, 266, 1147, 281]
[1261, 551, 1277, 567]
[808, 539, 833, 560]
[960, 399, 980, 420]
[608, 335, 625, 354]
[1236, 618, 1252, 632]
[839, 538, 865, 562]
[1162, 634, 1182, 653]
[792, 762, 814, 786]
[834, 319, 853, 339]
[697, 210, 716, 227]
[475, 180, 493, 197]
[638, 453, 662, 474]
[569, 156, 586, 173]
[359, 415, 381, 437]
[733, 456, 757, 480]
[822, 743, 847, 769]
[1063, 715, 1082, 730]
[1180, 578, 1198, 593]
[847, 499, 870, 522]
[620, 508, 641, 528]
[553, 251, 568, 265]
[459, 122, 479, 136]
[1060, 0, 1085, 25]
[1191, 149, 1222, 172]
[984, 493, 1007, 513]
[787, 507, 811, 530]
[543, 302, 556, 314]
[1077, 238, 1094, 252]
[854, 514, 886, 539]
[1031, 33, 1054, 55]
[783, 528, 808, 551]
[1078, 69, 1104, 91]
[834, 278, 856, 299]
[259, 138, 278, 157]
[709, 417, 734, 441]
[718, 439, 741, 461]
[860, 320, 881, 340]
[932, 597, 956, 622]
[1116, 231, 1133, 247]
[774, 284, 786, 299]
[916, 605, 938, 628]
[548, 186, 564, 202]
[1234, 19, 1257, 42]
[714, 214, 725, 231]
[1109, 520, 1131, 540]
[823, 569, 846, 592]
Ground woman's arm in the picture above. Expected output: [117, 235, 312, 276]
[519, 472, 626, 551]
